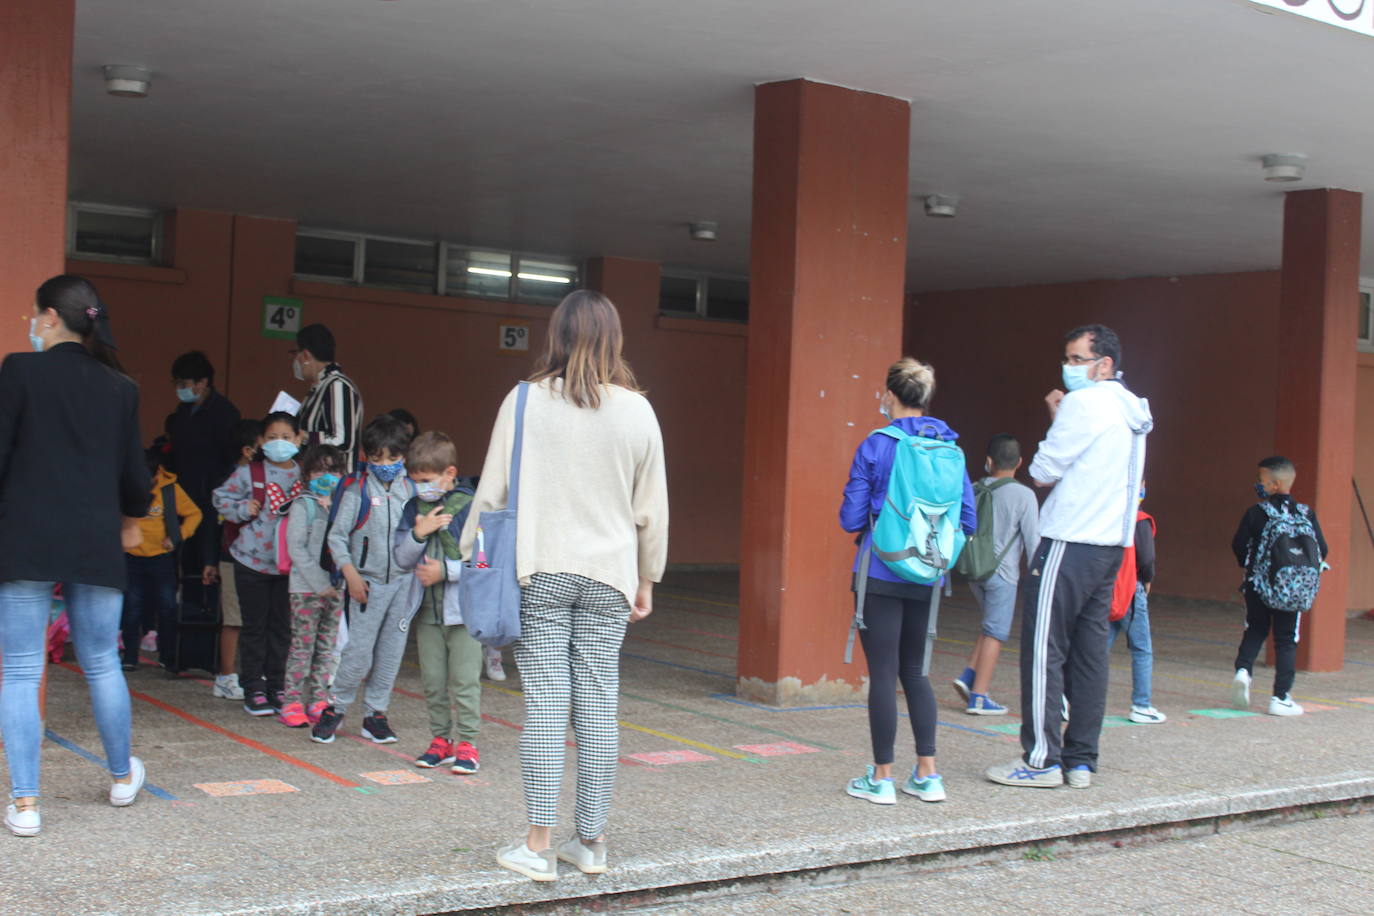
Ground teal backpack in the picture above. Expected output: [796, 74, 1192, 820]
[845, 423, 968, 668]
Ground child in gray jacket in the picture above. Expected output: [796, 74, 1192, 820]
[278, 445, 347, 729]
[312, 415, 417, 745]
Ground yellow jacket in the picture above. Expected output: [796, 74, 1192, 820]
[128, 468, 203, 558]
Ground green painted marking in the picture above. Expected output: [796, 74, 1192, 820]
[985, 723, 1021, 735]
[353, 786, 382, 794]
[620, 690, 839, 751]
[1101, 715, 1135, 728]
[1189, 708, 1259, 719]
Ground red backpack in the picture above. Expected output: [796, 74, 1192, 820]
[1110, 510, 1156, 621]
[221, 461, 267, 551]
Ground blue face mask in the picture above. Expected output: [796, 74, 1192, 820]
[1138, 486, 1147, 503]
[1061, 364, 1096, 392]
[262, 439, 299, 463]
[414, 478, 451, 503]
[1254, 482, 1270, 501]
[28, 318, 44, 353]
[175, 386, 198, 404]
[369, 461, 405, 483]
[310, 473, 340, 496]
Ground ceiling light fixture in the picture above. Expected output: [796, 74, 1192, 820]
[467, 266, 513, 278]
[103, 65, 152, 98]
[1260, 153, 1307, 182]
[924, 195, 959, 218]
[516, 272, 572, 284]
[688, 221, 718, 241]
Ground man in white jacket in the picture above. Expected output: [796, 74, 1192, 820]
[986, 325, 1153, 790]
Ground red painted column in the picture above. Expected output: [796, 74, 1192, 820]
[738, 80, 910, 704]
[1277, 188, 1361, 671]
[0, 0, 75, 355]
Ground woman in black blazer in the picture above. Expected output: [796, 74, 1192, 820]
[0, 275, 152, 838]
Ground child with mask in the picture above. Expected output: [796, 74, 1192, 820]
[210, 418, 264, 701]
[312, 414, 417, 744]
[213, 412, 303, 716]
[392, 431, 481, 771]
[278, 444, 348, 728]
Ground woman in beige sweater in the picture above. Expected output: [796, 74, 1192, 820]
[462, 290, 668, 882]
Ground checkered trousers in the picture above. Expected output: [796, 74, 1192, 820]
[514, 573, 631, 840]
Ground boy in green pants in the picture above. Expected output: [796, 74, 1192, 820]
[393, 431, 483, 773]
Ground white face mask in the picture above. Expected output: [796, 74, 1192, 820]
[292, 357, 305, 382]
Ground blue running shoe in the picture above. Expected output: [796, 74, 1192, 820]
[985, 759, 1063, 788]
[902, 769, 947, 802]
[846, 765, 896, 805]
[967, 693, 1008, 716]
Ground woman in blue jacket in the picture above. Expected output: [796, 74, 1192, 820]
[839, 357, 976, 806]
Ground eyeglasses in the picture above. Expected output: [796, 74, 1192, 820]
[1062, 354, 1103, 366]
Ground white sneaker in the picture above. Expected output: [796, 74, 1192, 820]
[139, 631, 158, 653]
[1268, 694, 1304, 717]
[556, 836, 608, 874]
[110, 757, 146, 807]
[1231, 669, 1252, 709]
[213, 674, 244, 701]
[4, 804, 40, 837]
[484, 650, 507, 682]
[496, 841, 558, 882]
[1066, 765, 1093, 789]
[1129, 705, 1167, 724]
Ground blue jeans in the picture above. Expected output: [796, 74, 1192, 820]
[1107, 582, 1154, 708]
[0, 580, 132, 799]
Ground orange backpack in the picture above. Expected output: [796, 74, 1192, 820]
[1110, 511, 1156, 621]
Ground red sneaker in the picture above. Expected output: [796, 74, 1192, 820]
[451, 741, 480, 774]
[307, 700, 328, 725]
[415, 737, 455, 769]
[277, 701, 309, 728]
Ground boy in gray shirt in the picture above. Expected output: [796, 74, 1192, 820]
[953, 435, 1040, 715]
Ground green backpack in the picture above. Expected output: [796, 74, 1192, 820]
[954, 478, 1017, 581]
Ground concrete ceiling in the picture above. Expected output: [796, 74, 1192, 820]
[69, 0, 1374, 291]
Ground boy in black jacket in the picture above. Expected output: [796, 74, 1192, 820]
[1230, 456, 1328, 718]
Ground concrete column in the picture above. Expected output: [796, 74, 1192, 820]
[0, 0, 75, 355]
[738, 79, 910, 704]
[1277, 188, 1361, 671]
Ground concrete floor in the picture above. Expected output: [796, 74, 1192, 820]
[3, 572, 1373, 914]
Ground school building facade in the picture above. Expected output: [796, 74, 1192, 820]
[5, 0, 1372, 702]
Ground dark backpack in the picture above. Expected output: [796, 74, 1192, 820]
[318, 468, 416, 585]
[1248, 500, 1324, 612]
[954, 477, 1016, 581]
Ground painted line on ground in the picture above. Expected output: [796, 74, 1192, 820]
[619, 689, 840, 750]
[640, 620, 738, 641]
[482, 682, 761, 762]
[658, 591, 739, 611]
[622, 652, 735, 681]
[53, 661, 367, 791]
[43, 728, 178, 801]
[627, 634, 736, 659]
[708, 694, 1011, 741]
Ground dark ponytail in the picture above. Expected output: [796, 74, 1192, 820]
[35, 274, 124, 373]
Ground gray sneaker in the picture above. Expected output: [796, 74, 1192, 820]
[1066, 765, 1092, 789]
[496, 841, 558, 882]
[986, 759, 1064, 788]
[557, 836, 608, 874]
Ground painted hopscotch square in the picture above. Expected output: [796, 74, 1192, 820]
[734, 742, 822, 757]
[1189, 708, 1258, 719]
[627, 750, 714, 766]
[1101, 716, 1135, 728]
[194, 779, 298, 797]
[361, 770, 432, 786]
[986, 723, 1021, 736]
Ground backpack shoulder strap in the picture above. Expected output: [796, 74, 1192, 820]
[986, 478, 1016, 492]
[872, 425, 906, 442]
[352, 471, 373, 531]
[161, 483, 182, 546]
[249, 460, 267, 491]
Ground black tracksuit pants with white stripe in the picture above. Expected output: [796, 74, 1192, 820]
[1018, 539, 1124, 772]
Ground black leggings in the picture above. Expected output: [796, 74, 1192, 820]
[1235, 588, 1299, 698]
[858, 593, 938, 763]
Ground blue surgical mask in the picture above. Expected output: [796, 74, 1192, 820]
[1062, 364, 1095, 392]
[176, 386, 198, 404]
[369, 461, 405, 483]
[310, 474, 340, 496]
[262, 439, 299, 463]
[1254, 482, 1269, 501]
[1138, 486, 1147, 503]
[28, 318, 44, 353]
[414, 479, 448, 503]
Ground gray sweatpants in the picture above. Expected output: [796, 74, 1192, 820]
[331, 576, 417, 716]
[1018, 539, 1123, 772]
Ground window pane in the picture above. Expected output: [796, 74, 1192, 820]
[364, 239, 437, 292]
[73, 209, 156, 261]
[660, 276, 699, 314]
[1361, 292, 1371, 342]
[515, 257, 578, 305]
[295, 235, 357, 280]
[706, 277, 749, 322]
[447, 249, 512, 299]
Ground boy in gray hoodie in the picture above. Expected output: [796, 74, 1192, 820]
[312, 415, 417, 744]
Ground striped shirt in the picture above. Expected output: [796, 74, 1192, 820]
[299, 363, 363, 470]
